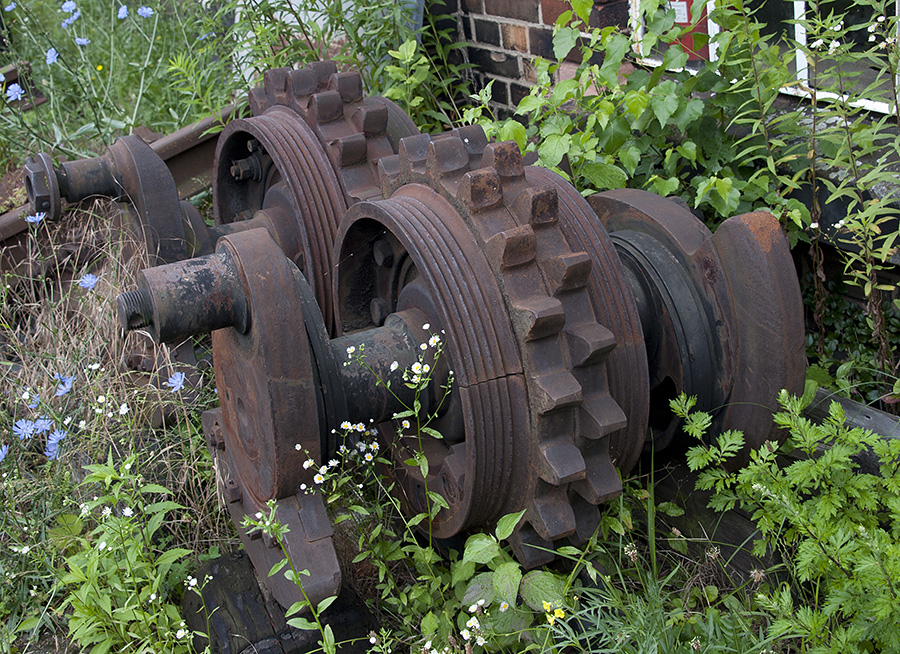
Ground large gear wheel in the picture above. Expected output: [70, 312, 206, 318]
[208, 62, 420, 333]
[336, 127, 640, 566]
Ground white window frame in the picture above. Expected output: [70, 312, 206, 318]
[629, 0, 900, 114]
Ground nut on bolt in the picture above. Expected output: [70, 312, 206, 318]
[224, 478, 242, 504]
[23, 153, 61, 221]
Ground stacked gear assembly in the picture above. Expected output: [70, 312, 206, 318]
[109, 71, 804, 615]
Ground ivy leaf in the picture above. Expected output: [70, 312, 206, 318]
[648, 175, 680, 197]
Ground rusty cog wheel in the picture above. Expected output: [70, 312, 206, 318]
[336, 127, 636, 566]
[211, 62, 420, 333]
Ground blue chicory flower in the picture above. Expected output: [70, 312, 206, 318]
[0, 443, 8, 463]
[77, 273, 98, 290]
[60, 8, 80, 28]
[46, 48, 58, 65]
[137, 5, 152, 17]
[44, 430, 67, 460]
[33, 417, 54, 435]
[117, 5, 128, 18]
[6, 83, 23, 102]
[4, 2, 15, 11]
[74, 36, 90, 46]
[54, 373, 74, 396]
[61, 0, 76, 12]
[13, 419, 35, 441]
[25, 212, 45, 224]
[165, 371, 185, 393]
[26, 392, 39, 409]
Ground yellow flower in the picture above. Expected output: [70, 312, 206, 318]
[96, 64, 103, 71]
[554, 608, 565, 619]
[541, 601, 551, 612]
[546, 613, 555, 626]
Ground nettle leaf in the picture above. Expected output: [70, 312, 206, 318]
[520, 570, 567, 612]
[582, 161, 627, 191]
[463, 533, 501, 565]
[493, 561, 523, 605]
[422, 611, 439, 636]
[451, 560, 476, 586]
[515, 93, 546, 116]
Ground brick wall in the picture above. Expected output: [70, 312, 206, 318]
[454, 0, 630, 113]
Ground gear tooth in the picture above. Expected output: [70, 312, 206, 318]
[263, 67, 290, 105]
[532, 370, 582, 414]
[377, 155, 402, 196]
[398, 134, 432, 176]
[511, 296, 565, 341]
[310, 60, 338, 89]
[529, 490, 577, 540]
[481, 141, 525, 179]
[328, 133, 367, 166]
[485, 224, 536, 269]
[546, 251, 592, 294]
[570, 496, 601, 546]
[286, 68, 318, 99]
[565, 322, 617, 367]
[509, 524, 555, 569]
[328, 71, 364, 103]
[512, 186, 558, 226]
[248, 86, 268, 116]
[310, 90, 344, 124]
[574, 451, 623, 504]
[452, 124, 489, 156]
[426, 137, 470, 180]
[459, 168, 503, 212]
[351, 102, 388, 135]
[580, 394, 627, 439]
[537, 437, 586, 484]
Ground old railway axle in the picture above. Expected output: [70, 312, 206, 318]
[110, 65, 804, 614]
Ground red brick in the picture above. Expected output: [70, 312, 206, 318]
[502, 23, 529, 52]
[484, 0, 539, 22]
[542, 0, 570, 24]
[461, 0, 483, 12]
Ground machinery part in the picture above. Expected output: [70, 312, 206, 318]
[588, 190, 806, 451]
[24, 135, 188, 265]
[116, 122, 805, 609]
[341, 129, 632, 565]
[211, 62, 420, 332]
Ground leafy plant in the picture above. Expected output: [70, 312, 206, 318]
[59, 452, 201, 653]
[676, 390, 900, 652]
